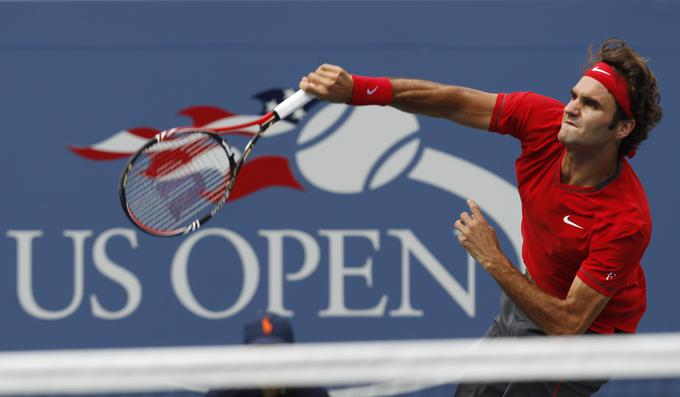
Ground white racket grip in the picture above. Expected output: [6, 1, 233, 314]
[273, 90, 315, 120]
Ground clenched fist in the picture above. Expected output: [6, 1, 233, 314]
[299, 64, 354, 103]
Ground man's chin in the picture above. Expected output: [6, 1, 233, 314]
[557, 126, 570, 144]
[557, 123, 580, 143]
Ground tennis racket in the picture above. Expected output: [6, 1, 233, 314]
[119, 89, 314, 237]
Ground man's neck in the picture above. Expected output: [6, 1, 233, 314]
[561, 146, 620, 188]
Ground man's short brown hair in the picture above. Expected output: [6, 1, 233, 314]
[590, 38, 663, 157]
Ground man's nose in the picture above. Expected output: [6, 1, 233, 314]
[564, 100, 579, 116]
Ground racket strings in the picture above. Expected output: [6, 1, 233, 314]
[128, 150, 225, 209]
[131, 171, 221, 229]
[143, 134, 215, 177]
[130, 150, 227, 230]
[124, 132, 233, 233]
[127, 161, 198, 229]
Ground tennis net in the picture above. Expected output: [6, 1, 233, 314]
[1, 332, 679, 396]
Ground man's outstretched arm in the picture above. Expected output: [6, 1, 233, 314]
[299, 64, 497, 131]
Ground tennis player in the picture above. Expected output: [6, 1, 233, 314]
[300, 38, 662, 396]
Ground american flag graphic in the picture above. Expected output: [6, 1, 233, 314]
[69, 88, 319, 200]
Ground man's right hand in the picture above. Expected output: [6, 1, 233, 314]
[299, 64, 354, 103]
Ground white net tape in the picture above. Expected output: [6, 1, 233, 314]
[0, 332, 679, 395]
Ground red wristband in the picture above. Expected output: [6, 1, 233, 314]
[349, 75, 393, 106]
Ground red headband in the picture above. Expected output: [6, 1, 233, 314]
[583, 62, 632, 119]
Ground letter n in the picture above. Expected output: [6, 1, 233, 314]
[387, 229, 475, 317]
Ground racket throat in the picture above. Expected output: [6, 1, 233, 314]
[261, 114, 279, 131]
[226, 113, 279, 200]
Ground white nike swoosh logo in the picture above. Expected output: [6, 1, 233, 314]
[592, 66, 611, 76]
[563, 215, 584, 229]
[367, 87, 378, 95]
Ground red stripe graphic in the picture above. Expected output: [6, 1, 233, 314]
[68, 127, 161, 160]
[128, 127, 161, 139]
[67, 146, 132, 160]
[69, 102, 306, 201]
[230, 156, 304, 200]
[178, 106, 235, 127]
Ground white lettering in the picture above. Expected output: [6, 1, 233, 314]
[258, 230, 320, 317]
[5, 227, 477, 321]
[171, 228, 259, 319]
[387, 229, 475, 317]
[7, 230, 90, 320]
[318, 229, 387, 317]
[90, 228, 142, 320]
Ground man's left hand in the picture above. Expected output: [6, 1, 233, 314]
[454, 200, 505, 269]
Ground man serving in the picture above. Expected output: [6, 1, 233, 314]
[300, 38, 662, 396]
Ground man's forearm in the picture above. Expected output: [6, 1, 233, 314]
[483, 255, 587, 335]
[299, 65, 495, 130]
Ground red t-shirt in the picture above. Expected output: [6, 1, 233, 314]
[488, 92, 651, 334]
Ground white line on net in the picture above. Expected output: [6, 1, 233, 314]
[0, 332, 679, 395]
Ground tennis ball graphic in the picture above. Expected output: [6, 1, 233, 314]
[295, 104, 420, 194]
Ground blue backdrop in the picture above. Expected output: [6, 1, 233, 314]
[1, 1, 678, 352]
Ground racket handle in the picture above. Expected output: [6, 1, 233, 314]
[273, 90, 315, 120]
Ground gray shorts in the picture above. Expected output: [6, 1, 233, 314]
[454, 292, 607, 397]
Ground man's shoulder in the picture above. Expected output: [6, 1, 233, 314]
[493, 92, 564, 147]
[593, 202, 651, 241]
[502, 92, 565, 114]
[519, 91, 564, 106]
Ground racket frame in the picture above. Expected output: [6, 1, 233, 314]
[119, 89, 314, 237]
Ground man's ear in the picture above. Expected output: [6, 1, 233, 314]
[615, 119, 636, 140]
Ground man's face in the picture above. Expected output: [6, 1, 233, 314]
[558, 77, 621, 152]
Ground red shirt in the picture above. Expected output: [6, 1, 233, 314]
[488, 92, 651, 334]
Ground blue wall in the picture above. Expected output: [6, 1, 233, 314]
[1, 1, 678, 351]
